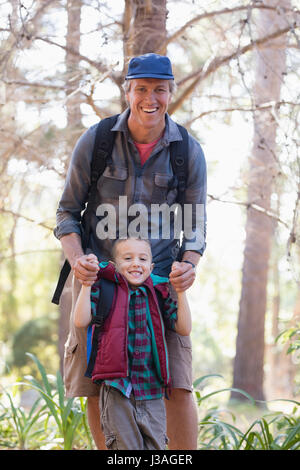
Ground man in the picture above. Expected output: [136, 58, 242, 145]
[54, 53, 207, 450]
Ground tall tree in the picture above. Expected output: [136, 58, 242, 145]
[231, 0, 291, 402]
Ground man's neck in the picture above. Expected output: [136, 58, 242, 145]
[127, 116, 165, 144]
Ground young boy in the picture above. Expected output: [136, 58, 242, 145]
[73, 238, 191, 450]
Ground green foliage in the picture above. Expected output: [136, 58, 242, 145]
[194, 375, 300, 450]
[0, 390, 48, 449]
[0, 357, 299, 450]
[1, 354, 93, 450]
[276, 322, 300, 356]
[11, 316, 57, 367]
[20, 353, 93, 450]
[197, 407, 300, 450]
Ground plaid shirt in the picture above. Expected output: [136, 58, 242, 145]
[91, 276, 177, 400]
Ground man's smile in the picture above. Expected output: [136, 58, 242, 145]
[141, 106, 159, 114]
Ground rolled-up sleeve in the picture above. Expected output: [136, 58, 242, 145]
[180, 135, 207, 256]
[54, 126, 96, 240]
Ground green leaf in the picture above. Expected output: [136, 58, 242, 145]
[25, 353, 53, 397]
[197, 387, 255, 406]
[193, 374, 223, 389]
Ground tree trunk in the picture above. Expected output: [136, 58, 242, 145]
[120, 0, 168, 110]
[231, 1, 290, 403]
[65, 0, 82, 138]
[58, 0, 82, 375]
[132, 0, 167, 56]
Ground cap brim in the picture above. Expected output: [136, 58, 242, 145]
[125, 73, 174, 80]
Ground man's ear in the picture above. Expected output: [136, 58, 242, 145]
[150, 262, 154, 273]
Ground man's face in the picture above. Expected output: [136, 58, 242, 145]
[125, 78, 172, 133]
[114, 239, 154, 287]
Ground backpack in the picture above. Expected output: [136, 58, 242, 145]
[52, 114, 189, 305]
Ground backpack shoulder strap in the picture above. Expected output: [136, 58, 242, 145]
[85, 277, 115, 378]
[82, 114, 120, 249]
[90, 114, 119, 199]
[169, 124, 189, 205]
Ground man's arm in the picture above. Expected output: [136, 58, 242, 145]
[54, 126, 100, 285]
[60, 233, 99, 286]
[170, 134, 206, 292]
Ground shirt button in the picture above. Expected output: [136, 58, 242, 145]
[134, 350, 140, 356]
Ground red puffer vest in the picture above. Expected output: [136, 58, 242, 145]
[88, 263, 171, 390]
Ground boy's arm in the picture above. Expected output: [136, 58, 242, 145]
[73, 284, 92, 328]
[175, 291, 192, 336]
[167, 262, 192, 336]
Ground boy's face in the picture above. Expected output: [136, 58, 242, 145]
[114, 239, 154, 287]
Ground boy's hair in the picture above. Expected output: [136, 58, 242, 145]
[112, 238, 152, 261]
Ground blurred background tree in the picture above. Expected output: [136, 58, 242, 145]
[0, 0, 299, 404]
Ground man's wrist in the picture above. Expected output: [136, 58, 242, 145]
[71, 253, 84, 269]
[181, 250, 201, 268]
[182, 260, 195, 269]
[60, 232, 84, 269]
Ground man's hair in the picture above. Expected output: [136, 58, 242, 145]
[122, 79, 177, 95]
[112, 237, 152, 261]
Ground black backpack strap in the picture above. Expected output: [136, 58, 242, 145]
[81, 114, 119, 250]
[51, 259, 72, 305]
[169, 124, 189, 206]
[51, 114, 119, 305]
[169, 124, 189, 262]
[85, 278, 115, 378]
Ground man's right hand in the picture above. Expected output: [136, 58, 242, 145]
[72, 254, 99, 286]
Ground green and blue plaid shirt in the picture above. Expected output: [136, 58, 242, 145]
[91, 275, 177, 400]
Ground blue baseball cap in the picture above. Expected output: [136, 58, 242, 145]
[125, 53, 174, 80]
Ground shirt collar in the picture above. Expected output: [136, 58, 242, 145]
[129, 286, 147, 297]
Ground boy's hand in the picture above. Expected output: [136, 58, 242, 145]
[86, 253, 99, 266]
[169, 261, 196, 293]
[72, 253, 99, 286]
